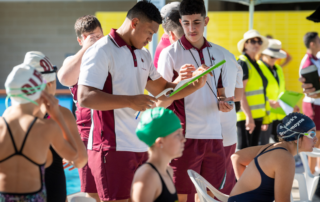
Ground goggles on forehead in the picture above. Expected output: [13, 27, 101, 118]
[281, 125, 316, 140]
[41, 65, 57, 74]
[5, 83, 47, 108]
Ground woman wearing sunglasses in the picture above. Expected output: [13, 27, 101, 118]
[236, 30, 271, 149]
[258, 39, 300, 145]
[229, 112, 317, 202]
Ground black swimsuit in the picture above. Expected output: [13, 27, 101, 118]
[0, 117, 47, 202]
[44, 113, 66, 202]
[228, 144, 288, 202]
[146, 163, 178, 202]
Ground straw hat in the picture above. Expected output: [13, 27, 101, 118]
[237, 30, 269, 53]
[262, 39, 287, 59]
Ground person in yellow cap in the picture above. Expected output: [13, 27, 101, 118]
[131, 107, 184, 202]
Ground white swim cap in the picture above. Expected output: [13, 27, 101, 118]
[24, 51, 56, 83]
[5, 63, 45, 107]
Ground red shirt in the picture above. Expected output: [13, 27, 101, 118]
[153, 34, 171, 69]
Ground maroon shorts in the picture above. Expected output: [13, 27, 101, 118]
[87, 149, 148, 201]
[170, 139, 226, 194]
[221, 144, 236, 195]
[303, 102, 320, 129]
[78, 140, 96, 193]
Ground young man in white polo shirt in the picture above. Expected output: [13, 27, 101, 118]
[77, 1, 209, 202]
[157, 0, 235, 201]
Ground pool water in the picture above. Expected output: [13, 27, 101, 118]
[0, 95, 81, 195]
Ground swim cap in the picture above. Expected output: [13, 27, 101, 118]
[277, 112, 315, 142]
[24, 51, 56, 83]
[5, 64, 46, 107]
[136, 107, 182, 147]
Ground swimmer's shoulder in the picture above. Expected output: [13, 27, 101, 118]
[134, 163, 161, 182]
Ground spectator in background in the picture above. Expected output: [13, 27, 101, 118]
[57, 15, 103, 202]
[236, 30, 271, 149]
[153, 2, 184, 69]
[258, 39, 299, 145]
[266, 35, 292, 68]
[299, 32, 320, 174]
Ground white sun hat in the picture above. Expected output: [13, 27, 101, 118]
[262, 39, 287, 59]
[5, 63, 45, 106]
[237, 30, 269, 53]
[160, 2, 180, 19]
[24, 51, 57, 83]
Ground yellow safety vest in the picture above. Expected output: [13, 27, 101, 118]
[258, 60, 286, 121]
[237, 55, 271, 124]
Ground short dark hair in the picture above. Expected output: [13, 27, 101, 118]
[74, 15, 102, 38]
[162, 9, 184, 38]
[304, 32, 319, 49]
[179, 0, 206, 17]
[127, 0, 162, 24]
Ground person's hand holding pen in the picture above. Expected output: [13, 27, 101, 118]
[178, 64, 213, 81]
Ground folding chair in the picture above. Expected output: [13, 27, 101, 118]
[293, 173, 312, 202]
[300, 148, 320, 200]
[70, 196, 96, 202]
[187, 169, 229, 202]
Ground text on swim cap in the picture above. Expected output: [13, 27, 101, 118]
[21, 69, 43, 95]
[40, 57, 53, 72]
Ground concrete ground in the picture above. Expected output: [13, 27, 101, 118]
[67, 183, 302, 201]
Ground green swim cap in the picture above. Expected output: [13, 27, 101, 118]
[136, 107, 182, 147]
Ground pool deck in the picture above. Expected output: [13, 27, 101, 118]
[67, 181, 302, 201]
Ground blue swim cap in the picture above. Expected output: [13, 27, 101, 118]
[277, 113, 315, 142]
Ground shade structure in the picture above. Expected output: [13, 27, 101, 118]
[220, 0, 320, 29]
[221, 0, 320, 5]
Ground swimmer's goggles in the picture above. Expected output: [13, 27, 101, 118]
[5, 83, 47, 108]
[281, 125, 316, 140]
[41, 65, 57, 74]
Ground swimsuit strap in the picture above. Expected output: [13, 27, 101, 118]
[145, 162, 171, 182]
[19, 117, 38, 153]
[255, 147, 288, 176]
[2, 117, 18, 153]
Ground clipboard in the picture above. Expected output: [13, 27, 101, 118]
[169, 60, 226, 97]
[270, 90, 303, 115]
[135, 60, 226, 119]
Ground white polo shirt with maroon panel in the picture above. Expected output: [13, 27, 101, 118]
[157, 35, 229, 140]
[78, 29, 161, 152]
[219, 52, 243, 147]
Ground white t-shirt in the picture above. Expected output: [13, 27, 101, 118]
[158, 36, 229, 139]
[78, 29, 161, 152]
[219, 51, 243, 146]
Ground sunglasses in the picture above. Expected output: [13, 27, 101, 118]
[270, 56, 277, 59]
[246, 39, 263, 45]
